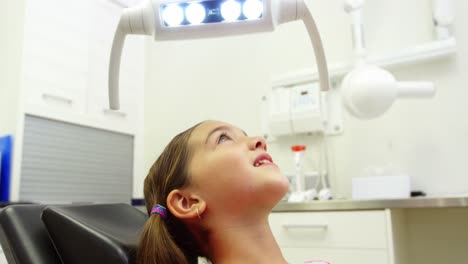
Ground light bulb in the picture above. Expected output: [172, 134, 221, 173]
[221, 0, 241, 21]
[243, 0, 263, 20]
[186, 3, 206, 25]
[162, 4, 184, 26]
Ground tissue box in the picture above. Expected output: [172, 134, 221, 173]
[352, 175, 410, 200]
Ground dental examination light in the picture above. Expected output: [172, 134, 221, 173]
[108, 0, 331, 110]
[341, 0, 436, 119]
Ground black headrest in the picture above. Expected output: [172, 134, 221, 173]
[41, 203, 147, 264]
[0, 204, 62, 264]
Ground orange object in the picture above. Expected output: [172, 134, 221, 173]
[291, 145, 306, 152]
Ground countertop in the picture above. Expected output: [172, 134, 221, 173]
[272, 196, 468, 212]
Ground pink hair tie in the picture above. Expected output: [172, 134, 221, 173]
[150, 204, 167, 221]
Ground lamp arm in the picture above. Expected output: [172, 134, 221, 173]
[108, 4, 152, 110]
[298, 0, 331, 92]
[397, 81, 435, 98]
[109, 23, 127, 110]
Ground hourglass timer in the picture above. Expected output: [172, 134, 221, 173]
[291, 145, 306, 193]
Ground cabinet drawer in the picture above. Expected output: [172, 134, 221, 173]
[282, 247, 389, 264]
[87, 95, 137, 132]
[269, 211, 388, 249]
[23, 77, 86, 114]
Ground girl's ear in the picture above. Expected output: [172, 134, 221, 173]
[167, 189, 206, 220]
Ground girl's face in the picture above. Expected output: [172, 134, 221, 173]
[187, 121, 289, 218]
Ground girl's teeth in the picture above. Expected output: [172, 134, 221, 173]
[255, 159, 271, 167]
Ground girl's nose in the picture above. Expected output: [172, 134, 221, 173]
[249, 136, 267, 151]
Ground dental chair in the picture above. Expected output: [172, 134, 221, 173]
[0, 203, 148, 264]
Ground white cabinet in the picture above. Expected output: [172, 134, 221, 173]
[281, 248, 389, 264]
[21, 0, 143, 135]
[22, 0, 89, 116]
[269, 210, 398, 264]
[8, 0, 145, 201]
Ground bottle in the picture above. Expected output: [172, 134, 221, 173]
[291, 145, 306, 193]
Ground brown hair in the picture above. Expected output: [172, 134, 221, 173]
[137, 122, 204, 264]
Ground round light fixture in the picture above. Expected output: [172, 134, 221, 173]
[243, 0, 263, 19]
[162, 4, 184, 26]
[221, 0, 241, 21]
[186, 3, 206, 25]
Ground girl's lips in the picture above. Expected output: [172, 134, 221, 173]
[253, 153, 277, 167]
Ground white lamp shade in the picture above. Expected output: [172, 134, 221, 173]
[341, 64, 398, 119]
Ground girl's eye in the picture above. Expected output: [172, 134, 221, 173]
[217, 133, 231, 144]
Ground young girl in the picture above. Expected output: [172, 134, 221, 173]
[137, 120, 290, 264]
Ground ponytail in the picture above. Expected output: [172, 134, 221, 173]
[137, 215, 187, 264]
[137, 122, 205, 264]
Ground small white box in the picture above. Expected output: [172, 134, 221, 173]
[352, 175, 411, 200]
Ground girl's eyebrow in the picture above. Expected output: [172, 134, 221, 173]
[205, 126, 247, 144]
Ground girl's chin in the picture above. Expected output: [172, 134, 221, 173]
[272, 173, 290, 193]
[260, 176, 290, 206]
[275, 177, 290, 200]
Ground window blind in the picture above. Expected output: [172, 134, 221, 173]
[20, 115, 134, 204]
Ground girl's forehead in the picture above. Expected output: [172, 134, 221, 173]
[189, 121, 230, 144]
[189, 120, 247, 148]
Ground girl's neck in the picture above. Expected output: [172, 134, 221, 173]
[207, 219, 287, 264]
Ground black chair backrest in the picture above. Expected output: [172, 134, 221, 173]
[0, 204, 62, 264]
[41, 203, 148, 264]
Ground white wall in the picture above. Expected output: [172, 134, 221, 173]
[142, 0, 468, 198]
[0, 0, 25, 136]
